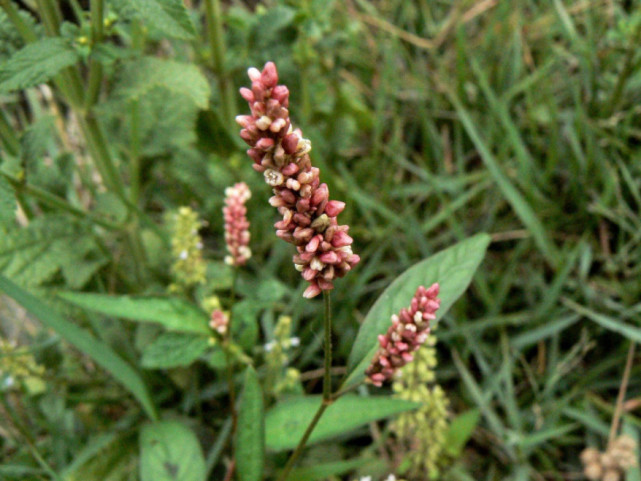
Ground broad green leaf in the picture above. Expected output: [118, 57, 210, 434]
[140, 421, 206, 481]
[142, 332, 209, 369]
[443, 409, 480, 457]
[59, 292, 210, 335]
[265, 395, 419, 451]
[0, 215, 104, 288]
[121, 0, 196, 39]
[344, 234, 491, 390]
[0, 38, 78, 93]
[236, 367, 264, 481]
[113, 57, 210, 109]
[0, 275, 157, 420]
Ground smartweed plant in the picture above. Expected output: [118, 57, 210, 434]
[4, 2, 638, 481]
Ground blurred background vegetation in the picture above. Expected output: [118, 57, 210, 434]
[1, 0, 641, 480]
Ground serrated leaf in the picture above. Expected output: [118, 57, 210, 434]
[113, 57, 209, 109]
[265, 395, 420, 451]
[343, 234, 491, 390]
[0, 274, 158, 420]
[0, 216, 104, 288]
[236, 367, 264, 481]
[0, 175, 16, 226]
[120, 0, 196, 39]
[140, 421, 206, 481]
[0, 38, 78, 93]
[141, 332, 209, 369]
[59, 292, 210, 335]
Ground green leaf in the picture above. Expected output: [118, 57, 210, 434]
[286, 458, 370, 481]
[59, 292, 210, 335]
[443, 409, 480, 457]
[113, 57, 210, 109]
[140, 421, 206, 481]
[0, 216, 106, 288]
[344, 234, 491, 390]
[445, 88, 558, 266]
[120, 0, 196, 39]
[0, 38, 78, 93]
[231, 299, 261, 350]
[563, 298, 641, 343]
[265, 395, 419, 451]
[0, 274, 157, 420]
[0, 174, 16, 226]
[141, 332, 209, 369]
[236, 367, 264, 481]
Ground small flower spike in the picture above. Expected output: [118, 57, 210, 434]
[223, 182, 252, 267]
[210, 309, 229, 335]
[237, 62, 360, 298]
[366, 283, 441, 386]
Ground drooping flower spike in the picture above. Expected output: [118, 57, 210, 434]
[223, 182, 252, 267]
[366, 283, 441, 386]
[237, 62, 360, 298]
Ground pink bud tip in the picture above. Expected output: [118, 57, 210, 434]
[324, 200, 345, 217]
[261, 62, 278, 88]
[239, 88, 254, 103]
[248, 67, 261, 82]
[303, 283, 322, 299]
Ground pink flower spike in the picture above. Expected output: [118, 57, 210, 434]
[238, 62, 360, 298]
[223, 182, 252, 267]
[365, 283, 441, 386]
[210, 309, 229, 335]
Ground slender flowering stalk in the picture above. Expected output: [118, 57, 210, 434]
[366, 283, 441, 386]
[236, 62, 360, 298]
[223, 182, 252, 266]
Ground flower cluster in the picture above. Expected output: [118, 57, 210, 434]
[209, 309, 229, 336]
[581, 436, 638, 481]
[223, 182, 252, 267]
[0, 338, 45, 394]
[264, 315, 301, 397]
[237, 62, 360, 298]
[366, 283, 441, 386]
[393, 333, 450, 478]
[169, 206, 205, 291]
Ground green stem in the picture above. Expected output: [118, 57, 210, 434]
[225, 269, 239, 437]
[276, 290, 334, 481]
[204, 0, 235, 123]
[322, 290, 332, 400]
[85, 0, 104, 108]
[1, 172, 121, 230]
[129, 100, 141, 205]
[608, 342, 636, 448]
[0, 0, 37, 42]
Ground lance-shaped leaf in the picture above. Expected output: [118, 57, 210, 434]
[60, 292, 210, 335]
[344, 234, 491, 390]
[235, 367, 265, 481]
